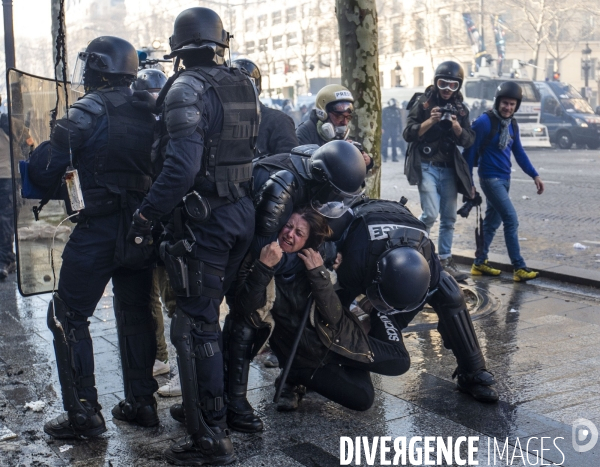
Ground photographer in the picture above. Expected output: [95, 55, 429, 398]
[403, 61, 475, 281]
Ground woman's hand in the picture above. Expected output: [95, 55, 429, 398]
[298, 248, 324, 270]
[259, 241, 282, 268]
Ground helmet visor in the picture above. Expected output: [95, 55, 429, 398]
[310, 182, 363, 218]
[366, 283, 428, 315]
[436, 78, 460, 92]
[329, 101, 354, 114]
[71, 51, 88, 94]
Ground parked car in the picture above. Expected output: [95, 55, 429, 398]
[534, 81, 600, 149]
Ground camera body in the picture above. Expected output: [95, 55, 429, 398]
[439, 103, 458, 130]
[457, 192, 483, 218]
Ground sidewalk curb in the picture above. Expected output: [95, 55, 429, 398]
[451, 248, 600, 288]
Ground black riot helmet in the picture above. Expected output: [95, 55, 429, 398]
[309, 140, 366, 218]
[434, 61, 465, 92]
[366, 247, 431, 314]
[494, 81, 523, 112]
[169, 7, 229, 60]
[232, 59, 262, 95]
[72, 36, 138, 92]
[131, 69, 167, 93]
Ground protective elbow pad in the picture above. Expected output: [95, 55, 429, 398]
[254, 169, 299, 235]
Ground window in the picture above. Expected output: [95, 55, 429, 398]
[273, 35, 283, 49]
[287, 32, 298, 46]
[318, 27, 329, 42]
[581, 16, 596, 40]
[259, 39, 268, 52]
[272, 11, 282, 25]
[258, 15, 267, 28]
[274, 61, 285, 74]
[441, 14, 451, 43]
[246, 41, 255, 54]
[392, 23, 401, 53]
[414, 18, 425, 49]
[545, 59, 556, 80]
[413, 66, 424, 87]
[245, 18, 254, 32]
[286, 7, 296, 23]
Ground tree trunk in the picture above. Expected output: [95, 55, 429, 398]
[336, 0, 382, 198]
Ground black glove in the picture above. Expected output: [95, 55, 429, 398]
[131, 90, 158, 114]
[127, 209, 153, 246]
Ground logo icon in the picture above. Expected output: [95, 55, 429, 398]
[572, 418, 599, 453]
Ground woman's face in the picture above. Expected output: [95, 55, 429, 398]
[278, 213, 310, 253]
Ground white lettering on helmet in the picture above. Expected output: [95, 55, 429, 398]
[334, 90, 352, 99]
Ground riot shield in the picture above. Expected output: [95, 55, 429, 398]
[5, 69, 78, 296]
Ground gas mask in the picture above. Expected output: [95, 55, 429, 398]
[317, 120, 349, 141]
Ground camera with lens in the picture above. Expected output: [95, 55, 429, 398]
[439, 103, 458, 130]
[457, 191, 483, 218]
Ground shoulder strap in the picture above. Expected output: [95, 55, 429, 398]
[474, 110, 499, 167]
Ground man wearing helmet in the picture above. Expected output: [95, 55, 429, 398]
[403, 61, 475, 282]
[381, 98, 402, 162]
[27, 37, 159, 439]
[465, 81, 544, 282]
[231, 58, 298, 156]
[334, 199, 499, 403]
[126, 7, 259, 465]
[297, 84, 373, 169]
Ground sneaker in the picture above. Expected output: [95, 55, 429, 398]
[440, 256, 468, 282]
[471, 260, 501, 277]
[152, 359, 170, 376]
[157, 374, 182, 397]
[513, 267, 539, 282]
[263, 352, 279, 368]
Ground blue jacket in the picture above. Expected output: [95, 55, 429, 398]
[465, 113, 538, 183]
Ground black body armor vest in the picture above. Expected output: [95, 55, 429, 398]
[192, 67, 259, 199]
[94, 89, 155, 194]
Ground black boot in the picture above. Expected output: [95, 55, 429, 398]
[164, 419, 235, 466]
[225, 319, 263, 433]
[454, 368, 499, 403]
[44, 400, 106, 439]
[112, 395, 159, 427]
[170, 403, 185, 424]
[276, 383, 306, 412]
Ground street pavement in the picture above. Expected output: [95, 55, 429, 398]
[1, 147, 600, 466]
[380, 147, 600, 272]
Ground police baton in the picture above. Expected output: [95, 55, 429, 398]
[273, 294, 313, 403]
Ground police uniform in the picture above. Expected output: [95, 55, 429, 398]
[256, 102, 298, 156]
[336, 199, 498, 401]
[30, 83, 159, 436]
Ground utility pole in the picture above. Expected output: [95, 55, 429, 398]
[2, 0, 16, 69]
[479, 0, 484, 53]
[51, 0, 68, 80]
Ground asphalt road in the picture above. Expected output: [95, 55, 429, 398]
[380, 147, 600, 271]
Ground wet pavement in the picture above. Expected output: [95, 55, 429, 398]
[1, 270, 600, 466]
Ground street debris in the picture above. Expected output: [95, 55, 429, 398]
[59, 444, 73, 453]
[24, 401, 46, 412]
[522, 195, 530, 200]
[573, 243, 588, 250]
[0, 423, 17, 442]
[509, 308, 518, 313]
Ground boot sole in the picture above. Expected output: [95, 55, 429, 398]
[456, 384, 499, 403]
[164, 450, 235, 466]
[43, 423, 107, 439]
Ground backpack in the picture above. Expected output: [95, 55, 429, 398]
[405, 92, 424, 111]
[473, 110, 518, 167]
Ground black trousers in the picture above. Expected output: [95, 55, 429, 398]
[275, 310, 410, 411]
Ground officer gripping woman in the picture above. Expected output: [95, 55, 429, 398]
[29, 37, 160, 438]
[335, 199, 499, 402]
[126, 7, 259, 465]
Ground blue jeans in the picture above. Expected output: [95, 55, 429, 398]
[476, 177, 526, 269]
[417, 163, 457, 259]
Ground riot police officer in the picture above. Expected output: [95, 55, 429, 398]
[335, 199, 498, 402]
[169, 140, 368, 433]
[28, 36, 159, 439]
[381, 98, 402, 162]
[127, 8, 258, 465]
[232, 59, 298, 157]
[131, 68, 167, 99]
